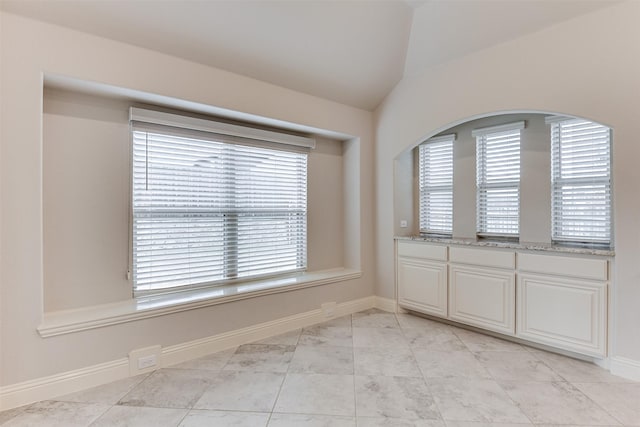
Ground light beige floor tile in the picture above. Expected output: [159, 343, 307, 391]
[223, 344, 295, 373]
[529, 348, 630, 383]
[318, 315, 353, 328]
[428, 378, 530, 423]
[118, 369, 216, 409]
[403, 328, 467, 352]
[169, 347, 236, 371]
[92, 405, 188, 427]
[352, 310, 399, 329]
[1, 401, 110, 427]
[358, 417, 445, 426]
[193, 371, 284, 412]
[355, 375, 440, 420]
[499, 380, 620, 425]
[533, 425, 621, 427]
[289, 345, 354, 375]
[180, 409, 270, 426]
[0, 406, 27, 425]
[55, 374, 149, 405]
[396, 314, 453, 331]
[475, 351, 563, 382]
[269, 413, 356, 426]
[413, 349, 491, 379]
[254, 330, 302, 346]
[353, 346, 421, 377]
[5, 310, 637, 427]
[444, 422, 532, 426]
[453, 329, 526, 352]
[353, 327, 409, 348]
[274, 373, 355, 416]
[299, 326, 353, 348]
[573, 382, 640, 425]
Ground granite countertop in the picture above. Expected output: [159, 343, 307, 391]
[395, 235, 614, 257]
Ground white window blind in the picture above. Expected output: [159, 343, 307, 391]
[419, 134, 454, 234]
[130, 108, 312, 294]
[549, 117, 611, 245]
[474, 122, 524, 236]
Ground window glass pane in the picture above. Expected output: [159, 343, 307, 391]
[132, 130, 307, 293]
[551, 119, 611, 244]
[419, 137, 453, 234]
[476, 128, 521, 236]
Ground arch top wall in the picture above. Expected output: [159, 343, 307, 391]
[375, 0, 640, 363]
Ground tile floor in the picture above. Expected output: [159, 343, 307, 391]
[1, 309, 639, 426]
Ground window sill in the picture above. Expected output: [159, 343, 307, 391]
[38, 268, 361, 338]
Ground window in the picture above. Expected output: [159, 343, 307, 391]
[474, 121, 524, 237]
[548, 117, 611, 245]
[418, 134, 454, 235]
[130, 108, 314, 295]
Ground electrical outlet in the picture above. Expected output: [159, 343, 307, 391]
[129, 345, 161, 375]
[400, 220, 408, 228]
[137, 354, 157, 370]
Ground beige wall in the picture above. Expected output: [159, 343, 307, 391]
[43, 88, 346, 311]
[376, 1, 640, 362]
[0, 12, 374, 385]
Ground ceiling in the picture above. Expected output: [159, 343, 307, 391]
[0, 0, 620, 111]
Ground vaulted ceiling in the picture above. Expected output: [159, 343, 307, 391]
[0, 0, 619, 110]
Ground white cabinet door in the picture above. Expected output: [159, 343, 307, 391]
[449, 264, 515, 335]
[517, 273, 607, 357]
[397, 257, 448, 318]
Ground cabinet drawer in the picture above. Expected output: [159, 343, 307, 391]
[518, 253, 608, 281]
[397, 241, 447, 261]
[449, 246, 515, 269]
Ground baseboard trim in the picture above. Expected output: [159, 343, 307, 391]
[0, 358, 129, 411]
[0, 296, 375, 411]
[373, 296, 397, 313]
[610, 356, 640, 381]
[162, 296, 375, 367]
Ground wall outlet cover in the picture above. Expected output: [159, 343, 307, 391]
[129, 345, 162, 375]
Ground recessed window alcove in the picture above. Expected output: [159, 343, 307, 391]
[393, 111, 613, 248]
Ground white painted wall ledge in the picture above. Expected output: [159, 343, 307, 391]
[38, 268, 361, 338]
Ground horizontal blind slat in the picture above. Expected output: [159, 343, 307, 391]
[476, 127, 521, 235]
[132, 128, 308, 293]
[551, 119, 611, 244]
[419, 136, 454, 234]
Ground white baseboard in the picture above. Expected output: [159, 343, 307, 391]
[0, 296, 375, 411]
[0, 359, 129, 411]
[610, 356, 640, 381]
[373, 296, 397, 313]
[162, 296, 374, 367]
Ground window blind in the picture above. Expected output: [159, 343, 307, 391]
[474, 122, 523, 236]
[550, 118, 611, 244]
[131, 109, 310, 294]
[419, 134, 454, 234]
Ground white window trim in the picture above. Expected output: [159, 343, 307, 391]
[471, 120, 525, 138]
[130, 107, 316, 149]
[418, 133, 455, 235]
[475, 121, 524, 237]
[130, 108, 312, 296]
[549, 117, 612, 246]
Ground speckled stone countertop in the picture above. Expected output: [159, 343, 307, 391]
[395, 236, 614, 257]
